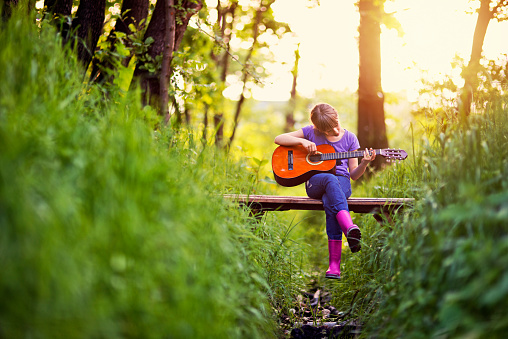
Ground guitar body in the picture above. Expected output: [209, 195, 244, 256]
[272, 144, 337, 187]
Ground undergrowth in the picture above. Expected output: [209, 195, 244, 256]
[0, 10, 303, 339]
[357, 103, 508, 338]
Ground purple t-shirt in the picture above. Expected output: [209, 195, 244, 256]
[302, 125, 361, 178]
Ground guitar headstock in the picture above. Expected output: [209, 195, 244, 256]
[380, 149, 408, 160]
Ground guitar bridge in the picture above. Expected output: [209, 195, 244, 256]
[288, 150, 293, 170]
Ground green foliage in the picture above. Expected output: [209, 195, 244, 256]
[176, 1, 292, 146]
[0, 11, 304, 339]
[170, 27, 221, 116]
[91, 17, 154, 90]
[416, 54, 508, 114]
[362, 97, 508, 338]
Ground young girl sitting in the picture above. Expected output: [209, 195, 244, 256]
[274, 103, 375, 279]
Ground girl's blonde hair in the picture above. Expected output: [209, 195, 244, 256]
[310, 103, 339, 133]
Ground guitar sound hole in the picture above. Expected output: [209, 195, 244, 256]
[306, 152, 324, 166]
[309, 155, 321, 163]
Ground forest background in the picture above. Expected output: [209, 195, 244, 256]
[1, 0, 508, 338]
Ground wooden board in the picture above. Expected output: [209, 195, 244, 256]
[223, 194, 414, 214]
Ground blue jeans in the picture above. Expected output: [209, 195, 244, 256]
[305, 173, 352, 240]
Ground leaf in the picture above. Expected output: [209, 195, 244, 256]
[382, 11, 404, 37]
[260, 176, 276, 184]
[252, 157, 268, 167]
[128, 23, 137, 33]
[114, 31, 127, 39]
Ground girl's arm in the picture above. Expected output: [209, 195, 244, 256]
[349, 148, 376, 181]
[274, 129, 317, 154]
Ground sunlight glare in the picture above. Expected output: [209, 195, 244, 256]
[254, 0, 508, 102]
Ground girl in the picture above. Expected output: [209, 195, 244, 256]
[274, 103, 375, 279]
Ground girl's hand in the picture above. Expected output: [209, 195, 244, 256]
[301, 140, 317, 154]
[361, 148, 376, 163]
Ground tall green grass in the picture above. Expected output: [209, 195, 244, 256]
[0, 11, 303, 338]
[357, 102, 508, 338]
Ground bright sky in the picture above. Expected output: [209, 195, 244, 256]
[252, 0, 508, 101]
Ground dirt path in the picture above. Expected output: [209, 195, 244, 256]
[279, 284, 363, 338]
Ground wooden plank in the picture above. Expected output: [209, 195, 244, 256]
[223, 194, 414, 214]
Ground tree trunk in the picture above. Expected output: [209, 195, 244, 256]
[3, 0, 35, 21]
[114, 0, 150, 38]
[226, 0, 274, 149]
[214, 113, 224, 146]
[184, 102, 191, 125]
[357, 0, 388, 172]
[202, 103, 209, 145]
[227, 82, 247, 149]
[173, 1, 202, 55]
[213, 1, 237, 147]
[90, 0, 149, 84]
[132, 0, 165, 108]
[44, 0, 72, 16]
[71, 0, 106, 72]
[44, 0, 72, 43]
[2, 0, 19, 21]
[161, 0, 176, 122]
[285, 43, 300, 132]
[460, 0, 493, 119]
[133, 0, 202, 112]
[218, 2, 237, 83]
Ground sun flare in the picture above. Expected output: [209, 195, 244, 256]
[253, 0, 508, 101]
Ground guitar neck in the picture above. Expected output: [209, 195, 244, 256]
[317, 149, 381, 161]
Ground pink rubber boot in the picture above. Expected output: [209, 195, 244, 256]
[336, 210, 361, 253]
[325, 239, 342, 279]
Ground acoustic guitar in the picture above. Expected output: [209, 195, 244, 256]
[272, 144, 408, 187]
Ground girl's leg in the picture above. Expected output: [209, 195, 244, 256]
[306, 173, 351, 240]
[336, 210, 361, 253]
[306, 174, 352, 279]
[332, 175, 361, 252]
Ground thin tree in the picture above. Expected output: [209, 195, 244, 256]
[460, 0, 508, 119]
[285, 43, 300, 133]
[357, 0, 388, 172]
[226, 0, 276, 149]
[202, 103, 210, 145]
[212, 0, 238, 147]
[161, 0, 176, 122]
